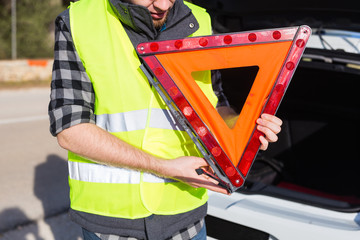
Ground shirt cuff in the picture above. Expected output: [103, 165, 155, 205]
[49, 105, 95, 136]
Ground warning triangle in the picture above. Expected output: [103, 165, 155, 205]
[138, 26, 311, 192]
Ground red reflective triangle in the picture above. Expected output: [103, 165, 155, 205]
[138, 26, 311, 192]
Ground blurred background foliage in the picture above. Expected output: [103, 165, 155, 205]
[0, 0, 76, 59]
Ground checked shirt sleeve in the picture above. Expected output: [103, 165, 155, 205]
[48, 15, 95, 136]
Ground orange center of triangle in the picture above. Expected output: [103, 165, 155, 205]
[155, 41, 292, 166]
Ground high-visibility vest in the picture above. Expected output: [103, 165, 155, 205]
[68, 0, 217, 219]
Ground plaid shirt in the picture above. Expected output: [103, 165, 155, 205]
[48, 14, 227, 240]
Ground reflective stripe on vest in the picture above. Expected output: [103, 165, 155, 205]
[68, 161, 175, 184]
[95, 108, 184, 132]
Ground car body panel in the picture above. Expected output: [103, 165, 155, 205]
[208, 191, 360, 239]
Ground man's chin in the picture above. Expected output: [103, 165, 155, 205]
[153, 19, 167, 29]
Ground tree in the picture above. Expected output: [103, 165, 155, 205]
[0, 0, 65, 59]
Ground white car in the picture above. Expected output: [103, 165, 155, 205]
[191, 0, 360, 239]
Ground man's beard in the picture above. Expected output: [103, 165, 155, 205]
[153, 12, 169, 30]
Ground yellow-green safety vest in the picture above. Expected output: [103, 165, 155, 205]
[68, 0, 217, 219]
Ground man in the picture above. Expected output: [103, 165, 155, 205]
[48, 0, 282, 239]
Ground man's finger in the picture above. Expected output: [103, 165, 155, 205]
[261, 113, 283, 126]
[257, 118, 281, 135]
[257, 125, 279, 143]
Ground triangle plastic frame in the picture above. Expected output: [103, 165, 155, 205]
[137, 25, 311, 192]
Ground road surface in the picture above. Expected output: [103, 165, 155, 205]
[0, 87, 82, 239]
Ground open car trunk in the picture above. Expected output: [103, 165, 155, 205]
[234, 48, 360, 213]
[203, 28, 360, 240]
[216, 37, 360, 213]
[215, 33, 360, 213]
[191, 0, 360, 213]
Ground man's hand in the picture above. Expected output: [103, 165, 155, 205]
[161, 156, 229, 195]
[256, 113, 282, 150]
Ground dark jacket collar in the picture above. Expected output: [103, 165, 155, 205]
[109, 0, 200, 46]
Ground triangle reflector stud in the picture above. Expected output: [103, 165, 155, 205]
[138, 26, 311, 193]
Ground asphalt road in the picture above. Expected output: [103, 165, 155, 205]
[0, 87, 82, 239]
